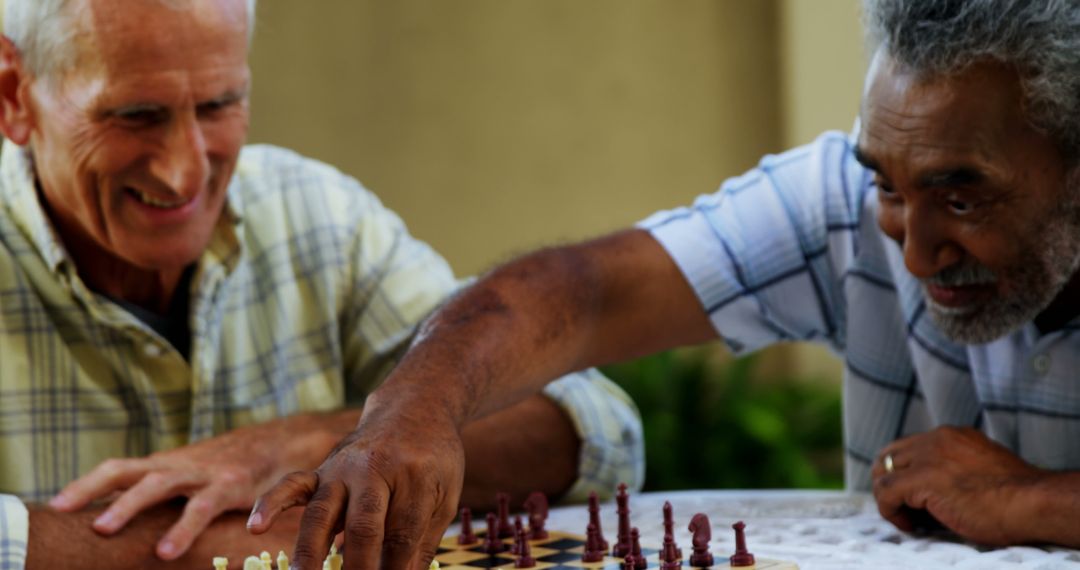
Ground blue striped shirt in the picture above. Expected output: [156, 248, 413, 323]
[642, 131, 1080, 490]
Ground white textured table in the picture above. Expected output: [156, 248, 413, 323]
[533, 490, 1080, 570]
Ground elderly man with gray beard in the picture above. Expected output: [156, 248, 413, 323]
[0, 0, 646, 568]
[252, 1, 1080, 567]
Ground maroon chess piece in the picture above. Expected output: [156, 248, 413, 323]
[662, 501, 682, 560]
[514, 526, 536, 568]
[729, 521, 755, 567]
[612, 483, 632, 557]
[524, 492, 549, 540]
[458, 507, 477, 545]
[630, 527, 646, 570]
[622, 554, 637, 570]
[687, 513, 713, 567]
[659, 531, 681, 570]
[588, 491, 609, 550]
[511, 515, 524, 554]
[483, 512, 506, 554]
[583, 523, 605, 562]
[497, 492, 514, 538]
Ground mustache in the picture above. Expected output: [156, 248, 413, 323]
[924, 261, 998, 287]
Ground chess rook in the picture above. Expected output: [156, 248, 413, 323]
[729, 520, 756, 567]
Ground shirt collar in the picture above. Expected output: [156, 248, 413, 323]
[0, 139, 245, 278]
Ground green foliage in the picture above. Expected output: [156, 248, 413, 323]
[601, 349, 844, 491]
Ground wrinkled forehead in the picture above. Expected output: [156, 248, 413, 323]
[857, 50, 1030, 155]
[70, 0, 249, 75]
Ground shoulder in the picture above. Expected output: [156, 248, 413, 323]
[229, 144, 385, 229]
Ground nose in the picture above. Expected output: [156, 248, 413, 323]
[149, 112, 210, 198]
[899, 206, 962, 279]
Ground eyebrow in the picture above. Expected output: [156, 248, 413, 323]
[853, 145, 986, 190]
[852, 145, 879, 172]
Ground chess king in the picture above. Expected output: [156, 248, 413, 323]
[253, 0, 1080, 566]
[0, 0, 645, 567]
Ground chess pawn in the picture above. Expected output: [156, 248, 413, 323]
[511, 515, 525, 554]
[622, 554, 637, 570]
[458, 507, 478, 545]
[484, 512, 506, 554]
[631, 528, 647, 570]
[524, 492, 549, 540]
[497, 492, 514, 538]
[514, 527, 536, 568]
[582, 523, 605, 562]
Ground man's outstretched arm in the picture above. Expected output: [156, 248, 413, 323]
[25, 502, 306, 569]
[250, 229, 716, 570]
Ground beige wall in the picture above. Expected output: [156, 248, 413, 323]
[246, 0, 865, 380]
[248, 1, 792, 276]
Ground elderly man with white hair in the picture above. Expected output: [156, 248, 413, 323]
[0, 0, 644, 567]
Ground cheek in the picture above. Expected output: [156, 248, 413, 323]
[877, 202, 905, 245]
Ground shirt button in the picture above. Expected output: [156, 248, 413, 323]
[1033, 354, 1051, 375]
[143, 343, 164, 358]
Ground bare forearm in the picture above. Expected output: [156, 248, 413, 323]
[459, 394, 580, 510]
[1019, 471, 1080, 546]
[368, 230, 714, 428]
[27, 504, 302, 569]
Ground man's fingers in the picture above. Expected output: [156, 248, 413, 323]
[248, 471, 319, 534]
[51, 458, 148, 511]
[92, 470, 198, 534]
[156, 492, 229, 560]
[411, 495, 459, 570]
[292, 480, 350, 570]
[377, 479, 436, 570]
[341, 481, 390, 570]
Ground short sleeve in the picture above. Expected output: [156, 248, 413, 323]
[638, 131, 872, 355]
[0, 494, 28, 570]
[541, 369, 645, 502]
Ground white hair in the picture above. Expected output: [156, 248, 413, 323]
[3, 0, 256, 77]
[864, 0, 1080, 160]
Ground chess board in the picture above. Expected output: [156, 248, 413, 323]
[436, 530, 799, 570]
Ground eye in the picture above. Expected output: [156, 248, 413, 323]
[112, 106, 167, 127]
[947, 199, 974, 215]
[197, 100, 228, 117]
[197, 95, 243, 118]
[872, 178, 899, 200]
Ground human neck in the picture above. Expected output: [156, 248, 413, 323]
[55, 223, 190, 316]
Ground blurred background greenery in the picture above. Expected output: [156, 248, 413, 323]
[603, 349, 844, 491]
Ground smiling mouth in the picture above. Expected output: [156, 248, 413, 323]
[126, 187, 191, 209]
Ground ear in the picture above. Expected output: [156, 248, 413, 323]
[0, 36, 35, 145]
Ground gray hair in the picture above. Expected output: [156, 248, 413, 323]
[4, 0, 257, 78]
[863, 0, 1080, 159]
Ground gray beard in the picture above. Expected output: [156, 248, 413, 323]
[924, 173, 1080, 344]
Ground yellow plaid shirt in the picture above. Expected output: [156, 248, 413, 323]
[0, 141, 644, 569]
